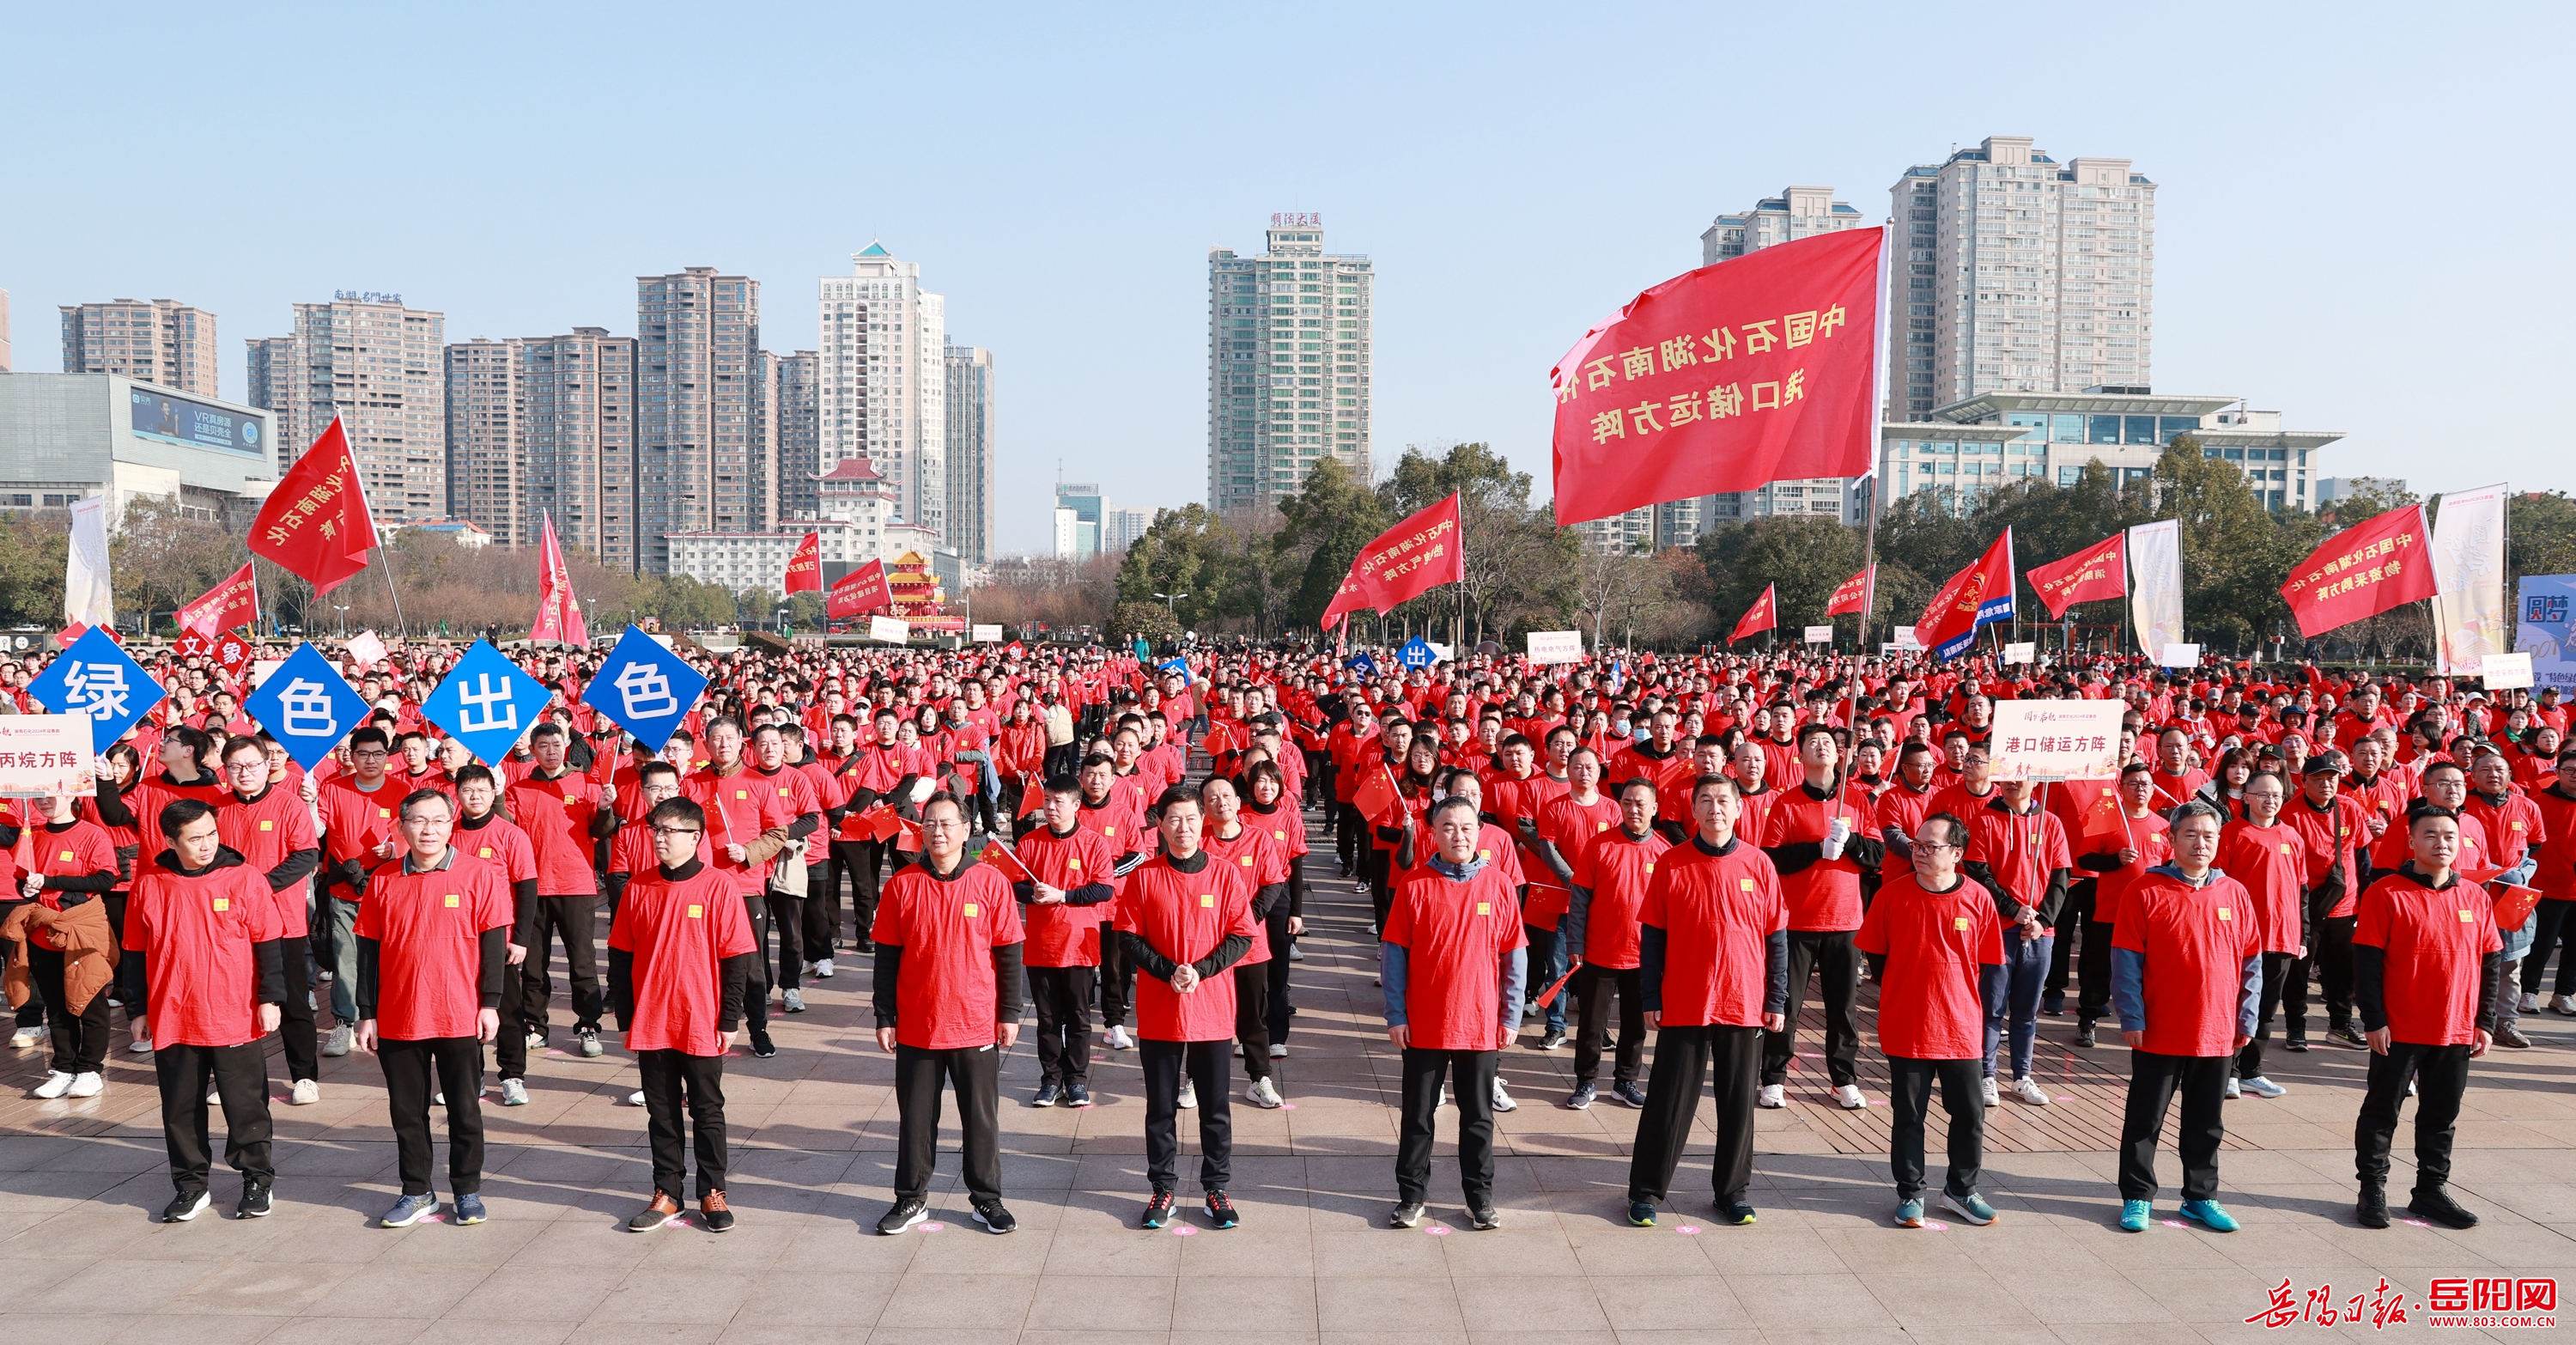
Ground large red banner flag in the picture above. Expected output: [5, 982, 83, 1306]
[1728, 584, 1778, 644]
[2280, 504, 2437, 637]
[1917, 528, 2016, 660]
[529, 512, 588, 646]
[1550, 228, 1882, 527]
[1824, 565, 1874, 618]
[1319, 492, 1464, 629]
[249, 417, 380, 597]
[782, 532, 823, 594]
[828, 557, 891, 618]
[175, 562, 259, 639]
[2027, 532, 2128, 619]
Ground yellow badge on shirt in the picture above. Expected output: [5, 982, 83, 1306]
[2217, 908, 2233, 921]
[379, 807, 393, 819]
[1645, 863, 1656, 873]
[963, 903, 980, 917]
[1273, 830, 1286, 841]
[1104, 826, 1116, 836]
[2279, 842, 2292, 854]
[1200, 893, 1216, 908]
[1067, 858, 1082, 872]
[779, 788, 791, 797]
[566, 794, 581, 805]
[478, 847, 494, 858]
[734, 789, 749, 800]
[444, 894, 460, 909]
[2458, 909, 2475, 922]
[1476, 902, 1492, 916]
[1595, 821, 1609, 831]
[1739, 878, 1755, 892]
[686, 904, 704, 919]
[58, 849, 74, 861]
[1954, 916, 1971, 931]
[212, 898, 229, 911]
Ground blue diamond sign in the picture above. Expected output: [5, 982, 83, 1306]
[1344, 651, 1377, 679]
[580, 625, 708, 752]
[1399, 637, 1437, 670]
[29, 627, 165, 752]
[246, 642, 369, 770]
[421, 639, 553, 765]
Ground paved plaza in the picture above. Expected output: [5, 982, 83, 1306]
[4, 836, 2572, 1344]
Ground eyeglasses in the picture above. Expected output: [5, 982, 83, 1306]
[650, 826, 702, 838]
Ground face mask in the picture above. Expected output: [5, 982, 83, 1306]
[1613, 720, 1631, 736]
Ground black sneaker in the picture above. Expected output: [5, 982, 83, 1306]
[1715, 1199, 1757, 1226]
[2328, 1022, 2367, 1049]
[1467, 1202, 1501, 1231]
[2072, 1021, 2098, 1049]
[699, 1191, 735, 1233]
[1625, 1200, 1657, 1227]
[1205, 1190, 1239, 1230]
[1030, 1083, 1063, 1108]
[1388, 1200, 1426, 1228]
[1063, 1083, 1094, 1107]
[2408, 1187, 2478, 1230]
[236, 1183, 273, 1219]
[750, 1031, 778, 1058]
[972, 1200, 1017, 1234]
[876, 1197, 928, 1235]
[1142, 1190, 1176, 1228]
[163, 1190, 210, 1223]
[2041, 991, 2065, 1016]
[2285, 1036, 2310, 1053]
[2356, 1185, 2390, 1229]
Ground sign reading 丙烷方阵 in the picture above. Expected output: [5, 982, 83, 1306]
[0, 715, 96, 799]
[1987, 700, 2125, 783]
[130, 388, 266, 459]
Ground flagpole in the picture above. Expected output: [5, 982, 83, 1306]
[337, 414, 410, 642]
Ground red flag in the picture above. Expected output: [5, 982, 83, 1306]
[2026, 533, 2128, 619]
[981, 840, 1034, 883]
[2076, 792, 2132, 849]
[2495, 883, 2543, 932]
[529, 512, 588, 646]
[1824, 565, 1874, 618]
[2279, 504, 2437, 638]
[248, 417, 380, 597]
[1320, 493, 1465, 629]
[1352, 761, 1403, 827]
[1550, 228, 1883, 526]
[1728, 584, 1777, 644]
[1917, 528, 2015, 660]
[175, 563, 259, 639]
[828, 558, 890, 618]
[783, 532, 823, 594]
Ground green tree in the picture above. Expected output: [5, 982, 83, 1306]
[1379, 442, 1572, 645]
[1115, 505, 1235, 632]
[1268, 457, 1386, 630]
[1696, 516, 1896, 643]
[1109, 599, 1179, 648]
[0, 513, 70, 626]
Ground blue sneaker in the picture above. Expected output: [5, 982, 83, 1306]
[1894, 1197, 1925, 1228]
[1626, 1200, 1658, 1227]
[1612, 1080, 1650, 1109]
[2179, 1199, 2239, 1232]
[2118, 1199, 2152, 1232]
[1941, 1190, 1996, 1226]
[381, 1192, 440, 1227]
[1564, 1083, 1596, 1110]
[453, 1193, 487, 1225]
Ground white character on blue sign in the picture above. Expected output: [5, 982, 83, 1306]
[62, 661, 131, 721]
[613, 663, 678, 719]
[278, 678, 339, 738]
[456, 673, 519, 734]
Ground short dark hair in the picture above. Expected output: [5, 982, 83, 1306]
[450, 764, 496, 792]
[530, 722, 567, 744]
[398, 788, 455, 820]
[349, 727, 391, 752]
[220, 735, 267, 763]
[1920, 812, 1969, 850]
[1153, 782, 1204, 815]
[1428, 794, 1479, 827]
[637, 760, 680, 786]
[647, 797, 706, 831]
[157, 796, 218, 841]
[1692, 773, 1740, 803]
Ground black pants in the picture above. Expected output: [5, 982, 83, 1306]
[894, 1043, 1001, 1205]
[2046, 887, 2093, 995]
[1263, 908, 1295, 1046]
[820, 837, 883, 950]
[1231, 962, 1274, 1082]
[1571, 963, 1643, 1086]
[155, 1040, 273, 1196]
[765, 886, 805, 992]
[2118, 1050, 2227, 1202]
[520, 892, 603, 1035]
[495, 900, 538, 1080]
[2287, 912, 2357, 1032]
[1142, 1038, 1234, 1193]
[274, 940, 317, 1084]
[1396, 1047, 1497, 1205]
[2235, 952, 2295, 1080]
[1762, 930, 1860, 1088]
[739, 895, 772, 1034]
[1336, 803, 1365, 871]
[1097, 922, 1135, 1032]
[104, 890, 145, 1013]
[380, 1035, 486, 1196]
[2522, 899, 2576, 995]
[1629, 1024, 1761, 1206]
[29, 945, 111, 1074]
[2355, 1040, 2471, 1192]
[1044, 742, 1080, 782]
[2076, 915, 2116, 1021]
[1886, 1055, 1985, 1201]
[636, 1048, 727, 1199]
[1027, 965, 1095, 1085]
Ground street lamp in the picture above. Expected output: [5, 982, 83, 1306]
[332, 604, 350, 637]
[776, 606, 789, 635]
[584, 598, 598, 639]
[1154, 592, 1188, 614]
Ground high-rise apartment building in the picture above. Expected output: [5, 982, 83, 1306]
[443, 338, 525, 545]
[749, 349, 781, 532]
[1887, 135, 2155, 420]
[773, 350, 821, 523]
[519, 329, 637, 566]
[1207, 215, 1373, 514]
[817, 245, 946, 546]
[945, 342, 996, 566]
[246, 296, 447, 521]
[635, 268, 761, 574]
[60, 299, 220, 398]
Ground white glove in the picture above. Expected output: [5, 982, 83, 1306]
[1820, 815, 1850, 861]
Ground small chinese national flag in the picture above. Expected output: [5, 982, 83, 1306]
[2077, 792, 2130, 848]
[1352, 762, 1403, 827]
[1728, 584, 1777, 644]
[981, 841, 1034, 883]
[249, 417, 380, 597]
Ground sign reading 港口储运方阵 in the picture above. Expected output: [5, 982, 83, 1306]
[870, 616, 911, 644]
[1988, 701, 2125, 783]
[0, 715, 96, 799]
[2002, 642, 2037, 665]
[1527, 630, 1584, 665]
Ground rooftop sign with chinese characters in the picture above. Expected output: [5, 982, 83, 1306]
[1271, 213, 1322, 228]
[334, 290, 404, 305]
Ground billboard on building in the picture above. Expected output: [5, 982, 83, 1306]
[130, 387, 265, 458]
[2517, 575, 2576, 693]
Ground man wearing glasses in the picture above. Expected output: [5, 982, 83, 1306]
[216, 735, 324, 1105]
[310, 727, 403, 1058]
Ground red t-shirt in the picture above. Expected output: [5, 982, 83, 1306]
[317, 775, 403, 873]
[1855, 871, 2005, 1060]
[686, 765, 795, 894]
[2088, 808, 2173, 929]
[354, 853, 513, 1041]
[1759, 784, 1875, 932]
[610, 863, 758, 1055]
[1568, 825, 1668, 969]
[1383, 862, 1525, 1051]
[503, 768, 610, 897]
[2354, 869, 2504, 1046]
[124, 771, 234, 884]
[1200, 824, 1289, 964]
[1962, 800, 2071, 916]
[2284, 794, 2369, 918]
[214, 786, 315, 938]
[1012, 825, 1117, 967]
[1637, 837, 1786, 1029]
[1074, 788, 1147, 861]
[124, 856, 283, 1048]
[2221, 820, 2307, 955]
[2532, 784, 2576, 899]
[456, 813, 538, 896]
[26, 819, 120, 951]
[871, 860, 1025, 1050]
[2113, 871, 2262, 1057]
[1116, 852, 1257, 1042]
[1534, 791, 1619, 928]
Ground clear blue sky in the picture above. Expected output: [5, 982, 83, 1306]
[7, 3, 2568, 554]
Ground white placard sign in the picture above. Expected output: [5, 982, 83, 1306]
[1802, 625, 1834, 644]
[1988, 700, 2125, 782]
[971, 624, 1003, 643]
[1891, 624, 1923, 650]
[0, 715, 96, 798]
[250, 659, 286, 688]
[2002, 642, 2036, 665]
[1526, 630, 1585, 665]
[2482, 651, 2536, 690]
[346, 630, 387, 671]
[869, 616, 911, 644]
[2159, 642, 2201, 668]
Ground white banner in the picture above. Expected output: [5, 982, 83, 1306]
[1526, 630, 1584, 665]
[869, 616, 911, 644]
[2430, 483, 2509, 676]
[1989, 700, 2124, 782]
[2002, 641, 2036, 665]
[64, 496, 114, 629]
[970, 624, 1003, 643]
[1890, 625, 1923, 650]
[2482, 651, 2536, 690]
[2128, 519, 2183, 658]
[2160, 642, 2202, 667]
[0, 715, 97, 798]
[1801, 625, 1834, 644]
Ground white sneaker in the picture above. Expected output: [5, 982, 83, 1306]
[130, 1023, 153, 1054]
[11, 1025, 49, 1050]
[433, 1092, 444, 1105]
[1177, 1080, 1198, 1110]
[2521, 991, 2540, 1013]
[2013, 1077, 2051, 1106]
[1980, 1077, 2002, 1108]
[782, 989, 805, 1013]
[1833, 1084, 1866, 1111]
[1231, 1042, 1244, 1057]
[1756, 1083, 1786, 1110]
[2241, 1075, 2287, 1099]
[324, 1025, 352, 1057]
[290, 1079, 320, 1105]
[814, 958, 835, 979]
[66, 1072, 102, 1099]
[1268, 1044, 1287, 1059]
[1492, 1080, 1517, 1112]
[32, 1070, 74, 1099]
[1288, 944, 1305, 962]
[629, 1090, 647, 1106]
[2223, 1075, 2243, 1100]
[1104, 1025, 1134, 1050]
[2553, 994, 2576, 1017]
[208, 1086, 221, 1105]
[501, 1079, 529, 1106]
[525, 1029, 547, 1050]
[306, 991, 316, 1012]
[1246, 1077, 1284, 1109]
